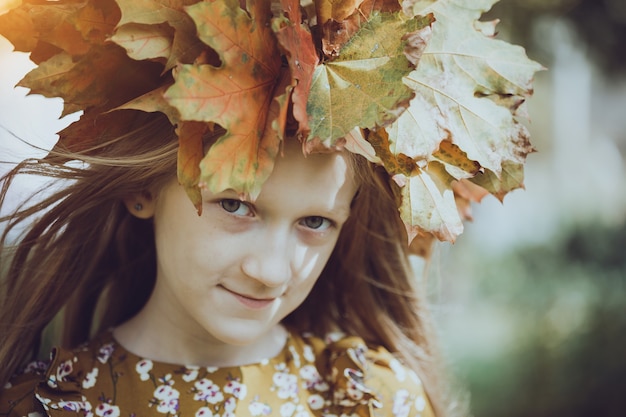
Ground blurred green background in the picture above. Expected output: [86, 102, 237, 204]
[432, 1, 626, 416]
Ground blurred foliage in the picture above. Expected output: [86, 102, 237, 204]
[486, 0, 626, 76]
[448, 221, 626, 417]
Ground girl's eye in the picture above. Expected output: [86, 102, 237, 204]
[219, 199, 252, 216]
[301, 216, 332, 231]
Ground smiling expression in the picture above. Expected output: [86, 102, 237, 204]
[136, 140, 358, 362]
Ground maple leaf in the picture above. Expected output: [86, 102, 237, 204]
[73, 0, 121, 44]
[197, 72, 289, 201]
[398, 161, 463, 243]
[430, 139, 481, 180]
[2, 0, 542, 250]
[317, 0, 404, 57]
[368, 130, 472, 242]
[20, 44, 162, 117]
[469, 160, 526, 201]
[176, 121, 208, 212]
[341, 128, 380, 163]
[111, 22, 174, 62]
[400, 0, 542, 175]
[113, 0, 207, 70]
[272, 0, 319, 137]
[374, 0, 543, 243]
[165, 0, 286, 197]
[115, 84, 180, 124]
[366, 129, 415, 177]
[306, 11, 434, 145]
[316, 0, 366, 23]
[0, 5, 38, 52]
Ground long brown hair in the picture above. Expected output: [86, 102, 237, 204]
[0, 112, 453, 415]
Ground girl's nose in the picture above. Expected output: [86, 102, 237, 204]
[240, 230, 293, 288]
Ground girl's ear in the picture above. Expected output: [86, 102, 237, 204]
[123, 191, 156, 219]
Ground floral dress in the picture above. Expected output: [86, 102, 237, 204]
[0, 330, 435, 417]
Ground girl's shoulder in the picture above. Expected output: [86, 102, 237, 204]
[299, 331, 436, 417]
[1, 330, 435, 417]
[0, 332, 117, 417]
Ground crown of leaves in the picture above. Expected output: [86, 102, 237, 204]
[0, 0, 542, 253]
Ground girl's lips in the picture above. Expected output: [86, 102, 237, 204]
[222, 287, 276, 310]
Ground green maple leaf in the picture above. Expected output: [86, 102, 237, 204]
[306, 11, 434, 145]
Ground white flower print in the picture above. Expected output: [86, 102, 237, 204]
[222, 397, 237, 417]
[3, 382, 11, 389]
[299, 365, 328, 392]
[57, 397, 93, 417]
[81, 397, 94, 417]
[95, 403, 120, 417]
[82, 367, 99, 389]
[280, 402, 296, 417]
[307, 394, 325, 410]
[289, 345, 301, 368]
[151, 376, 180, 415]
[182, 366, 200, 382]
[157, 398, 179, 414]
[56, 359, 73, 380]
[195, 407, 213, 417]
[299, 365, 318, 381]
[97, 343, 115, 364]
[224, 380, 247, 400]
[415, 395, 426, 412]
[392, 389, 411, 417]
[347, 346, 367, 368]
[346, 379, 364, 401]
[135, 359, 153, 381]
[193, 378, 224, 403]
[58, 401, 82, 411]
[27, 413, 44, 417]
[249, 400, 271, 416]
[314, 380, 329, 392]
[294, 409, 310, 417]
[34, 393, 52, 410]
[326, 332, 345, 343]
[206, 366, 218, 373]
[388, 358, 407, 382]
[24, 360, 49, 374]
[154, 384, 180, 401]
[273, 371, 298, 399]
[302, 345, 315, 363]
[46, 375, 58, 389]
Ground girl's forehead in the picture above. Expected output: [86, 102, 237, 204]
[256, 142, 357, 209]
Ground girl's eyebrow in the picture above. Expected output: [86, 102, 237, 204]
[306, 204, 352, 222]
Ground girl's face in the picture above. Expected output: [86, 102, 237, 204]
[147, 140, 357, 354]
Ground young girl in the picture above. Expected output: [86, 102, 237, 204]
[0, 113, 443, 417]
[0, 1, 540, 416]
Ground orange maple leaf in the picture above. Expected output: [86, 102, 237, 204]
[165, 0, 288, 197]
[272, 0, 319, 137]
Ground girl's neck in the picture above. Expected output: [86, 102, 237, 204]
[112, 308, 289, 368]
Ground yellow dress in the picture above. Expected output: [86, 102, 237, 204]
[0, 330, 435, 417]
